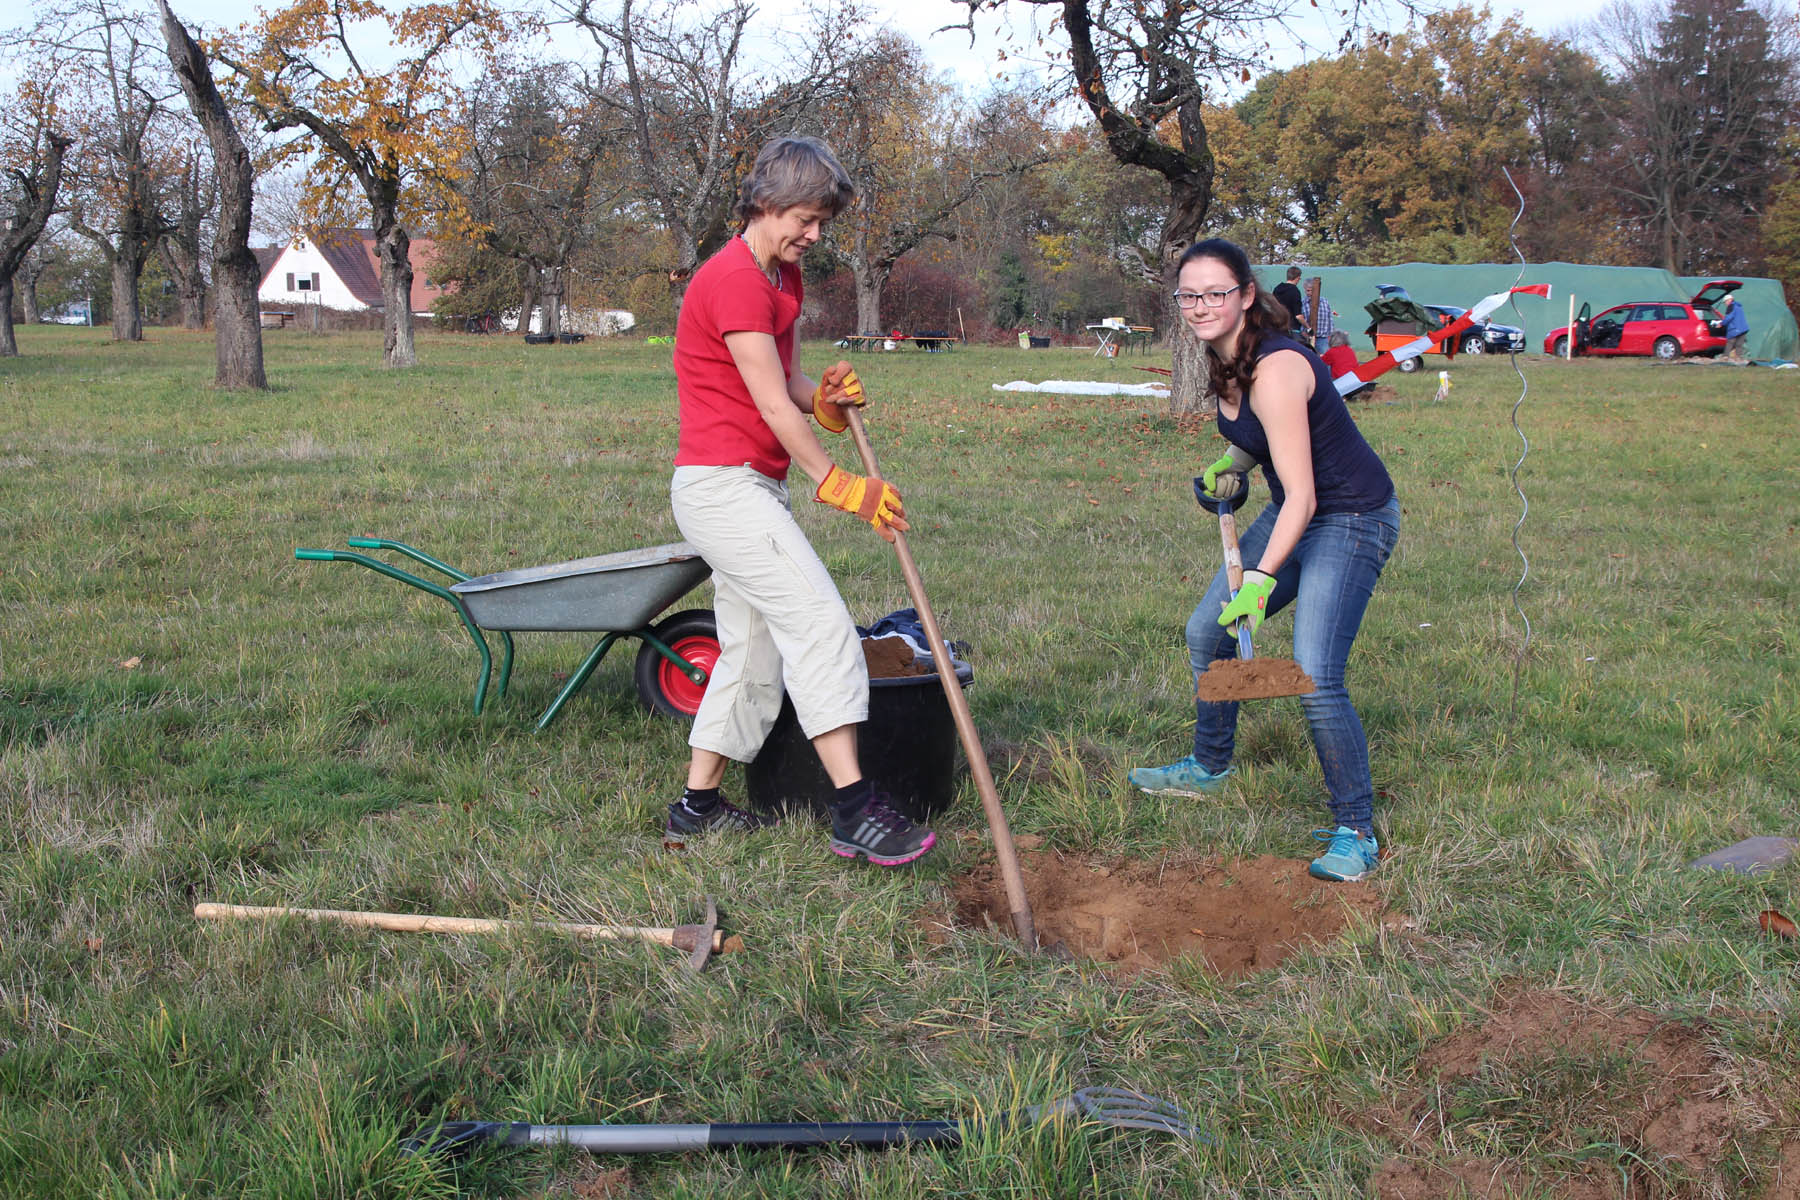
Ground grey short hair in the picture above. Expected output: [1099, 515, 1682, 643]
[1328, 330, 1349, 347]
[735, 137, 855, 226]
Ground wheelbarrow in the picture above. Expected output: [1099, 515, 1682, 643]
[294, 537, 719, 729]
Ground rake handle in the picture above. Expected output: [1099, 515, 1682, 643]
[842, 407, 1037, 951]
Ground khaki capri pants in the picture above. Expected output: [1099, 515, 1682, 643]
[670, 465, 869, 761]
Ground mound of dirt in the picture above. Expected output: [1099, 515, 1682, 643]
[1365, 987, 1789, 1199]
[1195, 657, 1315, 701]
[948, 849, 1384, 977]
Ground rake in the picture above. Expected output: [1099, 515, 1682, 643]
[401, 1086, 1208, 1157]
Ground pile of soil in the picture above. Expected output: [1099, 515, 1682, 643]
[1195, 657, 1315, 701]
[948, 849, 1383, 977]
[863, 635, 930, 679]
[1365, 987, 1794, 1199]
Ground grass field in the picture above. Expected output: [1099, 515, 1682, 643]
[2, 325, 1797, 1198]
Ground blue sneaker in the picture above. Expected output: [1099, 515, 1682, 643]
[1309, 827, 1380, 882]
[1128, 755, 1233, 797]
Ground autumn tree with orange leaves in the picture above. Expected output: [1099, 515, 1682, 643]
[217, 0, 509, 367]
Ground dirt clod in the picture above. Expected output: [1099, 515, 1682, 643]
[1196, 657, 1315, 701]
[948, 849, 1383, 977]
[863, 635, 930, 678]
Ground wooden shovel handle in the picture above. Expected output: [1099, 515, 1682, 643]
[842, 407, 1037, 950]
[194, 902, 725, 953]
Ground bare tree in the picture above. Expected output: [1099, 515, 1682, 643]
[1, 85, 72, 357]
[1587, 0, 1796, 273]
[158, 0, 266, 388]
[827, 40, 1056, 333]
[156, 137, 216, 329]
[955, 0, 1293, 412]
[561, 0, 854, 297]
[449, 61, 628, 335]
[37, 0, 183, 343]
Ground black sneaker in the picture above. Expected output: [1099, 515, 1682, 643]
[830, 792, 936, 866]
[663, 797, 773, 849]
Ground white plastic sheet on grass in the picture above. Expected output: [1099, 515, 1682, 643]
[993, 379, 1171, 396]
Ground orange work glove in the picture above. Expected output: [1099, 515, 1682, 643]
[814, 465, 908, 542]
[811, 361, 866, 434]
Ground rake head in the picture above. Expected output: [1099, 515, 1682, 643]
[1033, 1087, 1211, 1142]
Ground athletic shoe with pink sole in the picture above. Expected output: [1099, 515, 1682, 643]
[830, 792, 936, 866]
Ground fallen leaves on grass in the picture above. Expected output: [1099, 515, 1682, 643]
[1759, 909, 1797, 940]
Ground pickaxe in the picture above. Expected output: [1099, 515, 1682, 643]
[194, 895, 731, 971]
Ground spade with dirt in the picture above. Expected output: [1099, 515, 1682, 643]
[1192, 480, 1315, 703]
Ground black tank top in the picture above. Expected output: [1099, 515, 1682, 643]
[1215, 332, 1394, 514]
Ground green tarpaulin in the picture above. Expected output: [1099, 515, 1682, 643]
[1256, 261, 1798, 363]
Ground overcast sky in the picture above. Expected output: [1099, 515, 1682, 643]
[144, 0, 1614, 97]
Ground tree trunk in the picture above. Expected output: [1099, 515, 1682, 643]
[178, 285, 206, 329]
[373, 217, 417, 367]
[541, 266, 563, 336]
[1, 133, 71, 357]
[111, 256, 145, 342]
[853, 263, 889, 335]
[162, 0, 267, 388]
[517, 276, 538, 334]
[0, 278, 16, 358]
[20, 270, 41, 324]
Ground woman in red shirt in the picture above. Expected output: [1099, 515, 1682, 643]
[664, 136, 935, 867]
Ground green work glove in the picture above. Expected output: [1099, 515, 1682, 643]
[1218, 570, 1276, 635]
[1201, 444, 1256, 500]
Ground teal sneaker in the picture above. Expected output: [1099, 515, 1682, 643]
[1309, 827, 1380, 882]
[1128, 756, 1233, 797]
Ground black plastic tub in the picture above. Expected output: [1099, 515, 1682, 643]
[744, 660, 973, 822]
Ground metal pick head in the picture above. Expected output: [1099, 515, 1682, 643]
[685, 895, 719, 972]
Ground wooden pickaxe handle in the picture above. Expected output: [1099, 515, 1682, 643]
[842, 406, 1037, 950]
[194, 902, 726, 955]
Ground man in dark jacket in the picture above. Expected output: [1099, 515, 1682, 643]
[1272, 266, 1307, 334]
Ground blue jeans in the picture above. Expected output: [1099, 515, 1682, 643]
[1186, 496, 1400, 834]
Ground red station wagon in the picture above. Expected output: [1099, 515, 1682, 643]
[1543, 280, 1740, 360]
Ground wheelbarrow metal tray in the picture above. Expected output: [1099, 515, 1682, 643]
[451, 543, 711, 632]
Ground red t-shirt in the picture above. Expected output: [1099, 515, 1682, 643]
[1319, 343, 1360, 379]
[674, 236, 803, 478]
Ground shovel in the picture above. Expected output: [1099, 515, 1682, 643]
[1193, 479, 1314, 702]
[843, 405, 1037, 951]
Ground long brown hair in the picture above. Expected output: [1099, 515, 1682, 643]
[1178, 238, 1292, 403]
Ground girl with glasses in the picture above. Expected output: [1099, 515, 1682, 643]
[1128, 238, 1400, 883]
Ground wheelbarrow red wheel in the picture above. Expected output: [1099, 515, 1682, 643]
[634, 609, 719, 718]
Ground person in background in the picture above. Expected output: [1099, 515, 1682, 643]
[1306, 292, 1335, 357]
[1272, 266, 1307, 335]
[1127, 237, 1400, 882]
[1319, 330, 1360, 380]
[1718, 293, 1750, 362]
[665, 135, 935, 867]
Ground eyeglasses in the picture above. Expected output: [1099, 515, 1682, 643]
[1172, 285, 1242, 310]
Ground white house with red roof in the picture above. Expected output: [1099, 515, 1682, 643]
[256, 230, 449, 317]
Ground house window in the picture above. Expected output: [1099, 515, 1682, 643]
[297, 274, 314, 292]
